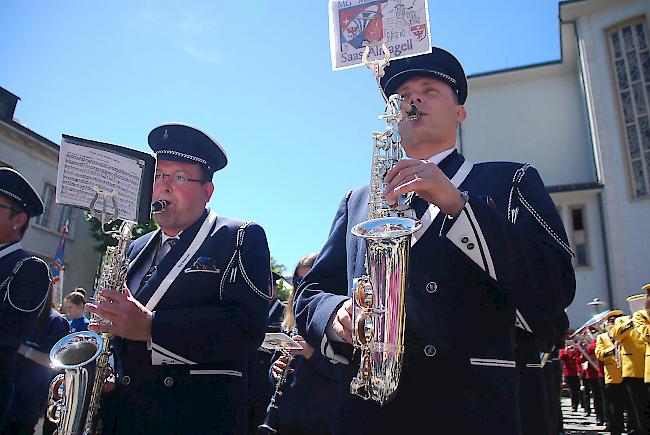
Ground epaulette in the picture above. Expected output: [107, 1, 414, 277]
[506, 163, 575, 257]
[2, 256, 50, 313]
[220, 222, 272, 301]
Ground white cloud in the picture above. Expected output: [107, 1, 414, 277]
[182, 46, 221, 63]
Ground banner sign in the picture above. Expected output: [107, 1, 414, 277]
[329, 0, 431, 70]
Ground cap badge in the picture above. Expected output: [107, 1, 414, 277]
[163, 129, 169, 140]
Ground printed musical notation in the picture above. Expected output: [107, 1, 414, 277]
[56, 136, 150, 222]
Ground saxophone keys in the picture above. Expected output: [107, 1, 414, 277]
[356, 314, 374, 346]
[354, 278, 373, 308]
[361, 354, 372, 380]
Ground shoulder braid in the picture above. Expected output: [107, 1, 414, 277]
[506, 164, 575, 257]
[219, 222, 273, 301]
[2, 256, 50, 313]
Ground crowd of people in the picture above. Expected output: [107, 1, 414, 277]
[0, 45, 646, 435]
[557, 299, 650, 435]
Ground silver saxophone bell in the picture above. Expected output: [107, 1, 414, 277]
[151, 199, 168, 214]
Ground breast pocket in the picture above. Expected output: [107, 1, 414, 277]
[184, 256, 221, 274]
[176, 258, 223, 304]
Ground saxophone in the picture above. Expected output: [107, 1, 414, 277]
[48, 220, 133, 434]
[349, 93, 421, 405]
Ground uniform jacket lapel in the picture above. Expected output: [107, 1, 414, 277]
[345, 150, 469, 290]
[134, 210, 208, 305]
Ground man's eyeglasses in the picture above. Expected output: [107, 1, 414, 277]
[293, 276, 304, 288]
[154, 173, 204, 185]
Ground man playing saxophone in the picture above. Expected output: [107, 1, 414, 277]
[86, 123, 272, 435]
[294, 47, 575, 434]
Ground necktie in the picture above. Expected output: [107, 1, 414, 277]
[137, 238, 177, 293]
[412, 195, 429, 220]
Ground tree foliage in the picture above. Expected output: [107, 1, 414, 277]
[271, 256, 291, 302]
[86, 211, 159, 253]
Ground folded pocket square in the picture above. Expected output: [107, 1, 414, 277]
[185, 256, 220, 273]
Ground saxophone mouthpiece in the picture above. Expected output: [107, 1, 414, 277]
[404, 103, 422, 120]
[151, 200, 167, 214]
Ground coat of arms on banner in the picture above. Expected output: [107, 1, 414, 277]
[329, 0, 431, 70]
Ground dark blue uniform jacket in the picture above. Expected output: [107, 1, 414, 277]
[268, 347, 342, 432]
[0, 242, 49, 426]
[107, 210, 271, 435]
[7, 310, 69, 427]
[295, 151, 575, 435]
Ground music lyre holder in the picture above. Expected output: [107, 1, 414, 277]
[362, 40, 392, 103]
[88, 186, 120, 235]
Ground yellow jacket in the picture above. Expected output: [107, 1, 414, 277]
[632, 309, 650, 383]
[610, 316, 645, 379]
[595, 332, 622, 384]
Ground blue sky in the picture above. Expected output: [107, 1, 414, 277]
[2, 0, 563, 273]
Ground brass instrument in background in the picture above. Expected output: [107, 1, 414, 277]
[349, 58, 422, 404]
[48, 220, 133, 434]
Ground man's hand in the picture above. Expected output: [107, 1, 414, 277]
[383, 159, 466, 217]
[332, 299, 353, 344]
[290, 335, 314, 359]
[103, 375, 116, 394]
[86, 286, 153, 342]
[271, 355, 292, 381]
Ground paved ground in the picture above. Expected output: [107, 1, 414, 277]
[562, 396, 625, 435]
[34, 396, 621, 434]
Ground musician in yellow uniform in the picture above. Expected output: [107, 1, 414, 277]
[632, 284, 650, 388]
[610, 313, 648, 434]
[596, 311, 625, 435]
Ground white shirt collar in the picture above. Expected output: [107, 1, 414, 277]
[160, 231, 181, 245]
[424, 148, 455, 165]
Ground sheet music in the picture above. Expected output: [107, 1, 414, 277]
[261, 333, 303, 351]
[329, 0, 431, 71]
[56, 137, 147, 222]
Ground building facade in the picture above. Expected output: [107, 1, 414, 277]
[0, 86, 101, 306]
[462, 0, 649, 326]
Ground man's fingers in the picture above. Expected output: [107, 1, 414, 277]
[333, 319, 353, 344]
[98, 289, 124, 303]
[384, 159, 420, 184]
[95, 300, 122, 316]
[334, 322, 353, 344]
[384, 164, 423, 193]
[337, 305, 353, 332]
[385, 177, 424, 204]
[88, 322, 115, 335]
[343, 299, 353, 315]
[123, 285, 134, 298]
